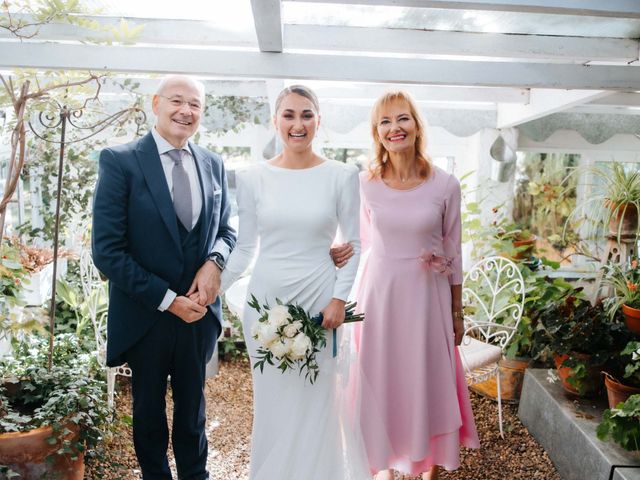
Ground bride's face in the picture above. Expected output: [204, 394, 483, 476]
[274, 93, 320, 153]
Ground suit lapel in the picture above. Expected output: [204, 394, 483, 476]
[136, 133, 182, 252]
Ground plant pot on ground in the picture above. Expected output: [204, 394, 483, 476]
[469, 355, 530, 404]
[0, 334, 113, 479]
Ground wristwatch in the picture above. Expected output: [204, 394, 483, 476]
[207, 252, 226, 271]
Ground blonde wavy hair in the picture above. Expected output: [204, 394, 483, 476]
[368, 90, 432, 180]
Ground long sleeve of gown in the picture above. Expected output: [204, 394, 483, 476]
[359, 173, 372, 256]
[442, 174, 463, 285]
[220, 169, 258, 293]
[332, 166, 361, 301]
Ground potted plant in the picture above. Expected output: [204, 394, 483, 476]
[604, 341, 640, 409]
[603, 258, 640, 334]
[0, 333, 112, 479]
[565, 162, 640, 243]
[597, 394, 640, 451]
[531, 290, 631, 397]
[19, 244, 69, 307]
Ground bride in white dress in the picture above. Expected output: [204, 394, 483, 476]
[220, 85, 369, 479]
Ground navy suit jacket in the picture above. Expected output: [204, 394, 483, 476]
[91, 132, 236, 367]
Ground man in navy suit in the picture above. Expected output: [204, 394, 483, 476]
[92, 75, 236, 479]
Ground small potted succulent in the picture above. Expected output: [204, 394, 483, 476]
[603, 258, 640, 334]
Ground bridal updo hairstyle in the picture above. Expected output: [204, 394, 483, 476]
[274, 85, 320, 114]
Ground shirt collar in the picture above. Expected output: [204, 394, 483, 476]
[151, 127, 192, 156]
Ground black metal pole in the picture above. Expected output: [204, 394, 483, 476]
[47, 107, 67, 371]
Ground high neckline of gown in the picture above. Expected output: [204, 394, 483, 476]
[264, 160, 329, 172]
[379, 176, 431, 192]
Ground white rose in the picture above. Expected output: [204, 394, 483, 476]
[268, 305, 291, 328]
[283, 337, 295, 355]
[269, 340, 289, 359]
[290, 333, 312, 360]
[254, 322, 278, 347]
[283, 322, 301, 338]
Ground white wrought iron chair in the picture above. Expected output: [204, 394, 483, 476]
[79, 246, 131, 408]
[459, 255, 525, 437]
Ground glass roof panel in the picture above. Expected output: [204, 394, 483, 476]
[283, 2, 640, 38]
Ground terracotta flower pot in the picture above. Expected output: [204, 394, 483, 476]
[608, 202, 639, 237]
[604, 374, 640, 409]
[469, 355, 530, 404]
[512, 236, 537, 260]
[553, 352, 602, 397]
[0, 422, 84, 480]
[623, 304, 640, 335]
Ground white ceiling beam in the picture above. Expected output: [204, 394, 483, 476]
[284, 25, 638, 63]
[1, 42, 639, 90]
[496, 89, 615, 128]
[302, 82, 529, 103]
[251, 0, 283, 52]
[286, 0, 640, 18]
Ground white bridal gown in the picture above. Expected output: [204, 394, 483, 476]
[220, 160, 369, 480]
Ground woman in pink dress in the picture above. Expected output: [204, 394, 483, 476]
[355, 91, 479, 480]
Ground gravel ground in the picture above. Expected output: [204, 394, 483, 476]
[86, 359, 561, 480]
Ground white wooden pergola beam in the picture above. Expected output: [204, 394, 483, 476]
[0, 15, 257, 47]
[301, 82, 530, 103]
[4, 18, 636, 64]
[496, 89, 615, 128]
[286, 0, 640, 18]
[284, 25, 638, 63]
[251, 0, 283, 52]
[1, 42, 639, 90]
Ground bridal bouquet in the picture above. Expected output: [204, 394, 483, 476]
[248, 295, 363, 384]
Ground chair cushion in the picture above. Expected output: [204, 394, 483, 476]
[458, 336, 502, 372]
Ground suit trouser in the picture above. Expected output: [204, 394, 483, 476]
[126, 312, 218, 480]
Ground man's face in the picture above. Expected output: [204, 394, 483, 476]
[152, 79, 203, 148]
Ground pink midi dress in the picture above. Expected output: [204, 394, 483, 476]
[355, 166, 479, 475]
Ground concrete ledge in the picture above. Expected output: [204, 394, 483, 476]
[518, 369, 640, 480]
